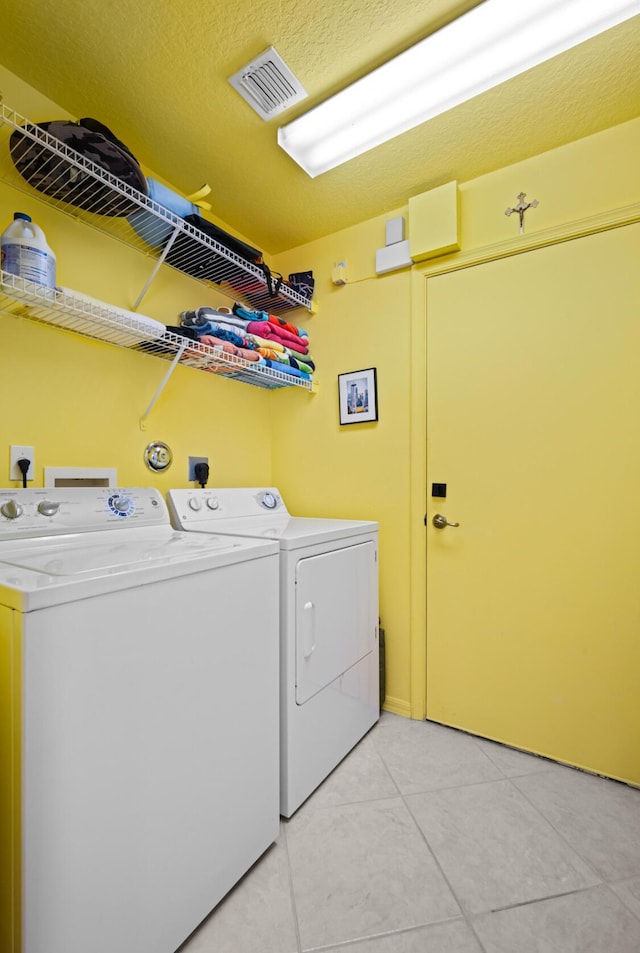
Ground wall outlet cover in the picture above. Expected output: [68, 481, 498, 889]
[10, 445, 35, 482]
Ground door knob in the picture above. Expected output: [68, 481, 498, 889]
[432, 513, 460, 529]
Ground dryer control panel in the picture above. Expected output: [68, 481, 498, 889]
[0, 487, 169, 540]
[168, 487, 289, 526]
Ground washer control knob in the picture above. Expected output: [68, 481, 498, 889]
[37, 500, 60, 517]
[261, 492, 278, 510]
[206, 497, 219, 510]
[188, 497, 202, 511]
[1, 499, 23, 520]
[112, 496, 130, 512]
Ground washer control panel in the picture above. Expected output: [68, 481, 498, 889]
[0, 488, 168, 540]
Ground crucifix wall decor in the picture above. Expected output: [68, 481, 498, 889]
[505, 192, 539, 234]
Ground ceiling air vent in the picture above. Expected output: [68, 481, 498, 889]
[228, 47, 308, 121]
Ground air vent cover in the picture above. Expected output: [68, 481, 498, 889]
[228, 47, 307, 121]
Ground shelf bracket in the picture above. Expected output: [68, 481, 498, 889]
[140, 340, 188, 431]
[132, 223, 182, 312]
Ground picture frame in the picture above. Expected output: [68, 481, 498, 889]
[338, 367, 378, 425]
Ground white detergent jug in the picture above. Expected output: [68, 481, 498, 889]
[1, 212, 56, 288]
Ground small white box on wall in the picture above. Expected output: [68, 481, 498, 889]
[385, 216, 406, 246]
[375, 240, 412, 275]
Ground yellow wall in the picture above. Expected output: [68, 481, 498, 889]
[0, 65, 284, 493]
[2, 61, 639, 718]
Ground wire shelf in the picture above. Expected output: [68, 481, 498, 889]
[0, 103, 311, 316]
[0, 271, 313, 391]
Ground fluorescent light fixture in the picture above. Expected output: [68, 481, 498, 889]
[278, 0, 640, 177]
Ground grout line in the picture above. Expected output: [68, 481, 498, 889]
[505, 775, 605, 885]
[296, 916, 468, 953]
[387, 774, 517, 799]
[400, 792, 469, 920]
[466, 917, 492, 953]
[484, 882, 603, 914]
[369, 730, 404, 797]
[281, 818, 304, 953]
[604, 882, 640, 927]
[390, 761, 499, 951]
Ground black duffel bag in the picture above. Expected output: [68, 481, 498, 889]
[10, 118, 147, 216]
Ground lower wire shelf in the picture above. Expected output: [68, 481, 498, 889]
[0, 272, 313, 391]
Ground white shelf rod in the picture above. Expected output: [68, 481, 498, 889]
[140, 339, 188, 431]
[132, 224, 182, 312]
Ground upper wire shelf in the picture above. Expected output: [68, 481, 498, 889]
[0, 102, 311, 316]
[0, 271, 313, 391]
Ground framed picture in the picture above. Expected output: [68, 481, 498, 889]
[338, 367, 378, 425]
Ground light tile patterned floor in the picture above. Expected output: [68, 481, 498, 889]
[179, 712, 640, 953]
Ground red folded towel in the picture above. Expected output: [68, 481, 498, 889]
[246, 321, 308, 353]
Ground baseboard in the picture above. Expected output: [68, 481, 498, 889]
[381, 696, 412, 718]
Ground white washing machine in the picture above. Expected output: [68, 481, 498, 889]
[0, 487, 280, 953]
[167, 487, 379, 817]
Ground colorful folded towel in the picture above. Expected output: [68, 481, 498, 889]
[184, 320, 253, 348]
[199, 334, 262, 362]
[247, 333, 286, 353]
[267, 314, 306, 339]
[246, 320, 308, 352]
[180, 307, 252, 332]
[255, 348, 314, 375]
[233, 304, 308, 339]
[263, 359, 311, 380]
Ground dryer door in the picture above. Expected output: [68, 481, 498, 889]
[295, 541, 376, 705]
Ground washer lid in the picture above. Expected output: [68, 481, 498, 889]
[0, 526, 278, 611]
[1, 529, 240, 576]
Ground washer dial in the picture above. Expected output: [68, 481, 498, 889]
[108, 494, 134, 517]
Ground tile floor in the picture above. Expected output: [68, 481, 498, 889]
[180, 712, 640, 953]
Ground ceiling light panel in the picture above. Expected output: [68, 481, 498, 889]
[278, 0, 640, 176]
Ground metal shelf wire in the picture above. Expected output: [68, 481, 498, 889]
[0, 271, 313, 391]
[0, 102, 311, 315]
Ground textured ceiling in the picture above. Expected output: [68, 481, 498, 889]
[0, 0, 639, 253]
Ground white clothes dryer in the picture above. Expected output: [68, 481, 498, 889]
[0, 487, 280, 953]
[167, 487, 379, 817]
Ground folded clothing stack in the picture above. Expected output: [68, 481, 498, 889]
[177, 304, 315, 380]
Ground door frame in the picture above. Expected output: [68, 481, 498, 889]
[408, 200, 640, 720]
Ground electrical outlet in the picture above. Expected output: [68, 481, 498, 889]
[188, 456, 209, 481]
[10, 445, 35, 482]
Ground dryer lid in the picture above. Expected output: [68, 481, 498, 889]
[177, 514, 378, 550]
